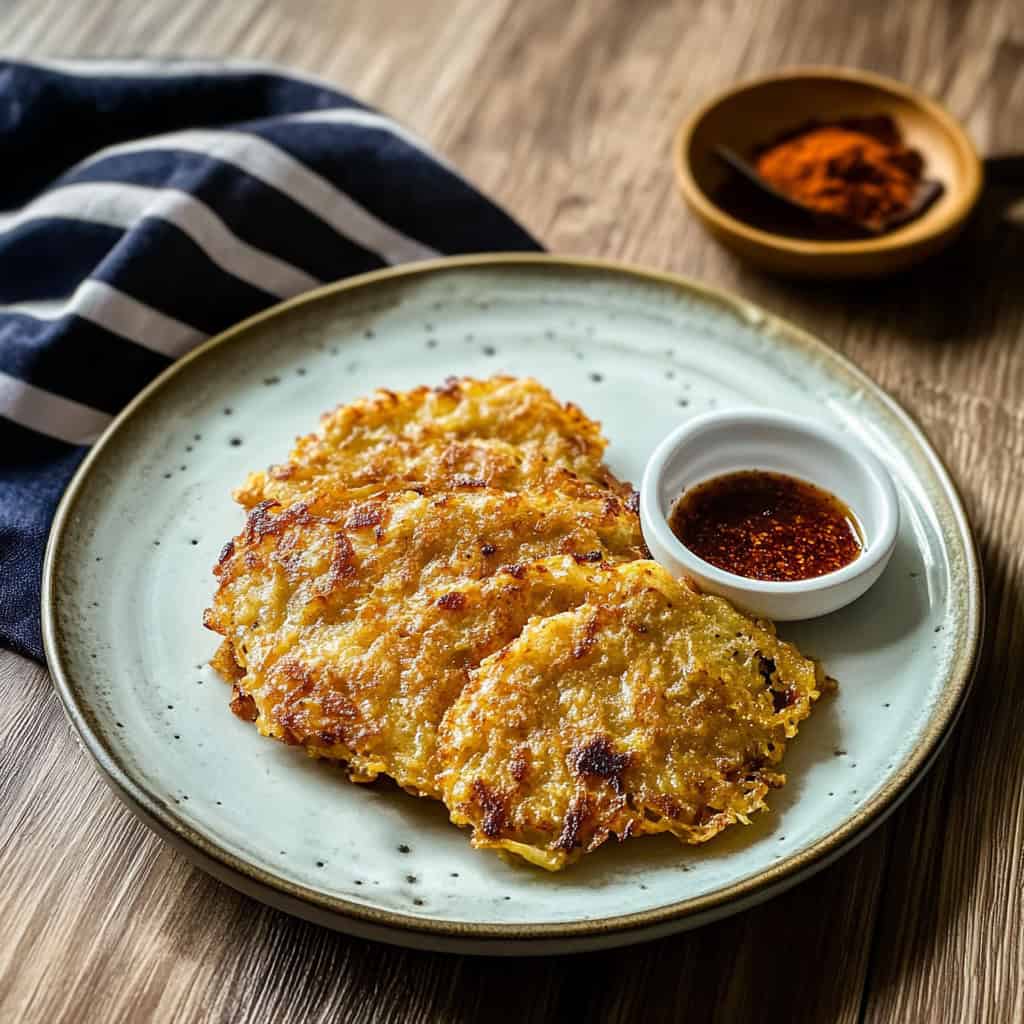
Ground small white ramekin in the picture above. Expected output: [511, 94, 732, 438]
[639, 409, 900, 621]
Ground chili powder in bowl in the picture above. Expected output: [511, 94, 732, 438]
[674, 67, 982, 278]
[750, 115, 939, 235]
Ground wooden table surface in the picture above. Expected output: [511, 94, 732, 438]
[3, 1, 1023, 1020]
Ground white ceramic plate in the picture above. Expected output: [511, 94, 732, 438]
[44, 255, 982, 955]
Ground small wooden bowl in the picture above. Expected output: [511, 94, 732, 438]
[675, 67, 983, 278]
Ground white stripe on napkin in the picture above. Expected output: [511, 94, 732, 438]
[66, 129, 441, 265]
[0, 371, 111, 445]
[0, 281, 204, 358]
[0, 183, 320, 299]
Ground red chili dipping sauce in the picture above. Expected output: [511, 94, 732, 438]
[668, 470, 863, 582]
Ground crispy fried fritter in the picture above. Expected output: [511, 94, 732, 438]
[235, 376, 630, 508]
[208, 375, 830, 870]
[205, 487, 645, 796]
[437, 560, 825, 870]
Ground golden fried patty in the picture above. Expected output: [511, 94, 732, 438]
[437, 560, 825, 869]
[205, 487, 646, 796]
[235, 375, 631, 508]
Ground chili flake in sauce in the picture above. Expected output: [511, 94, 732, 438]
[669, 470, 862, 582]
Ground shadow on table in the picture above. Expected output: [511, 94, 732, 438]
[763, 156, 1024, 350]
[847, 497, 1024, 1012]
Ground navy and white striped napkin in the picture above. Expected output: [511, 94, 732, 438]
[0, 59, 539, 662]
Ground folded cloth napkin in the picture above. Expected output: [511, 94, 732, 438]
[0, 59, 539, 662]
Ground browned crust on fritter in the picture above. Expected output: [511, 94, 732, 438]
[437, 560, 825, 869]
[205, 484, 645, 796]
[233, 376, 634, 508]
[210, 639, 243, 682]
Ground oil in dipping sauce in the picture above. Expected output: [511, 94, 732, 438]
[668, 470, 863, 582]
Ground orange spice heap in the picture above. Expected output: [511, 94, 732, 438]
[755, 118, 924, 231]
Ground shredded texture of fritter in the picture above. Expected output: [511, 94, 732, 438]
[235, 375, 631, 508]
[206, 375, 827, 869]
[205, 487, 645, 795]
[437, 560, 824, 869]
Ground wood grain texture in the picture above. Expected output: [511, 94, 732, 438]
[1, 0, 1022, 1020]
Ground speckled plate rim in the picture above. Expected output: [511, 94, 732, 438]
[674, 65, 985, 256]
[42, 253, 984, 953]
